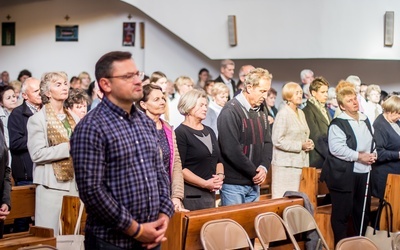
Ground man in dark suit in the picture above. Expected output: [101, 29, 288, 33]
[214, 59, 236, 100]
[8, 77, 42, 232]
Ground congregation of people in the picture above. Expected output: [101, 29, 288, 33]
[0, 54, 399, 249]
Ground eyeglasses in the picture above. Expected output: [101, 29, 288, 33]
[105, 71, 145, 81]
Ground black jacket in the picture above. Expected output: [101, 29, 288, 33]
[302, 100, 331, 168]
[321, 118, 373, 192]
[0, 120, 11, 210]
[8, 101, 34, 181]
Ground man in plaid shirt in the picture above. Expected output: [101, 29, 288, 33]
[71, 51, 173, 249]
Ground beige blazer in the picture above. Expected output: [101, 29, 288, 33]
[272, 104, 310, 168]
[27, 106, 79, 191]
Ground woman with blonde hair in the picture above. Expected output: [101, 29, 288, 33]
[169, 76, 194, 128]
[203, 82, 229, 137]
[321, 81, 376, 244]
[364, 84, 382, 124]
[78, 71, 91, 90]
[27, 71, 79, 234]
[9, 80, 23, 106]
[271, 82, 313, 198]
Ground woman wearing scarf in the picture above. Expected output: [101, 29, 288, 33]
[27, 72, 79, 234]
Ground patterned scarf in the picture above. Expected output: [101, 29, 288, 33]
[309, 97, 330, 124]
[45, 103, 76, 182]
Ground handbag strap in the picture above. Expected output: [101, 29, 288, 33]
[373, 199, 393, 237]
[74, 199, 85, 235]
[384, 200, 393, 235]
[59, 199, 84, 235]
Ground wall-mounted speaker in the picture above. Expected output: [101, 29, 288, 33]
[140, 22, 145, 49]
[384, 11, 394, 47]
[228, 15, 237, 46]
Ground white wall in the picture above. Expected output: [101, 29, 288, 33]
[1, 0, 400, 94]
[126, 0, 400, 60]
[0, 0, 217, 83]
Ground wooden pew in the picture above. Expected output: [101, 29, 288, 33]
[162, 197, 304, 250]
[0, 226, 56, 249]
[299, 167, 334, 249]
[299, 167, 381, 250]
[381, 173, 400, 231]
[5, 185, 36, 225]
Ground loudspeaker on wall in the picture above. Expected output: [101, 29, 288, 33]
[228, 15, 237, 46]
[384, 11, 394, 47]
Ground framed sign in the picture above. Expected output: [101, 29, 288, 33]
[2, 22, 15, 46]
[123, 22, 136, 46]
[55, 25, 79, 42]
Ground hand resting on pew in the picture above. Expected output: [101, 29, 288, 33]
[0, 204, 9, 220]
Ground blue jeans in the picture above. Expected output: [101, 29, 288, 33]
[220, 184, 260, 206]
[84, 231, 161, 250]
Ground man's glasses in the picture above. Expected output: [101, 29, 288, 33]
[105, 71, 145, 81]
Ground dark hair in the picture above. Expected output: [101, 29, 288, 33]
[143, 74, 149, 82]
[268, 87, 277, 96]
[381, 90, 389, 103]
[198, 68, 209, 75]
[64, 88, 91, 109]
[87, 81, 96, 98]
[95, 51, 132, 90]
[70, 76, 78, 84]
[18, 69, 32, 81]
[309, 76, 329, 94]
[203, 80, 215, 91]
[0, 85, 15, 104]
[136, 84, 163, 112]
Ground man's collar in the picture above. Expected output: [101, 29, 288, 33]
[235, 92, 253, 111]
[220, 74, 231, 83]
[102, 96, 137, 118]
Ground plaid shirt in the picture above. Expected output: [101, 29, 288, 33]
[71, 97, 173, 249]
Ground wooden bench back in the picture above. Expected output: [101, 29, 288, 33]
[382, 173, 400, 231]
[0, 226, 56, 249]
[5, 185, 36, 225]
[59, 196, 87, 235]
[162, 197, 304, 250]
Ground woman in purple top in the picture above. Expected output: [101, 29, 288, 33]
[137, 84, 186, 211]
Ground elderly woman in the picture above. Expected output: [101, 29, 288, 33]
[371, 95, 400, 199]
[0, 86, 18, 148]
[271, 82, 313, 198]
[27, 72, 79, 234]
[327, 87, 338, 118]
[150, 71, 171, 122]
[169, 76, 194, 128]
[364, 84, 383, 124]
[175, 89, 224, 210]
[321, 80, 376, 245]
[137, 84, 186, 211]
[303, 77, 331, 168]
[64, 88, 91, 119]
[203, 82, 229, 137]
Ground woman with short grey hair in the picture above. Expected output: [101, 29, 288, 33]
[175, 89, 224, 210]
[27, 71, 79, 234]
